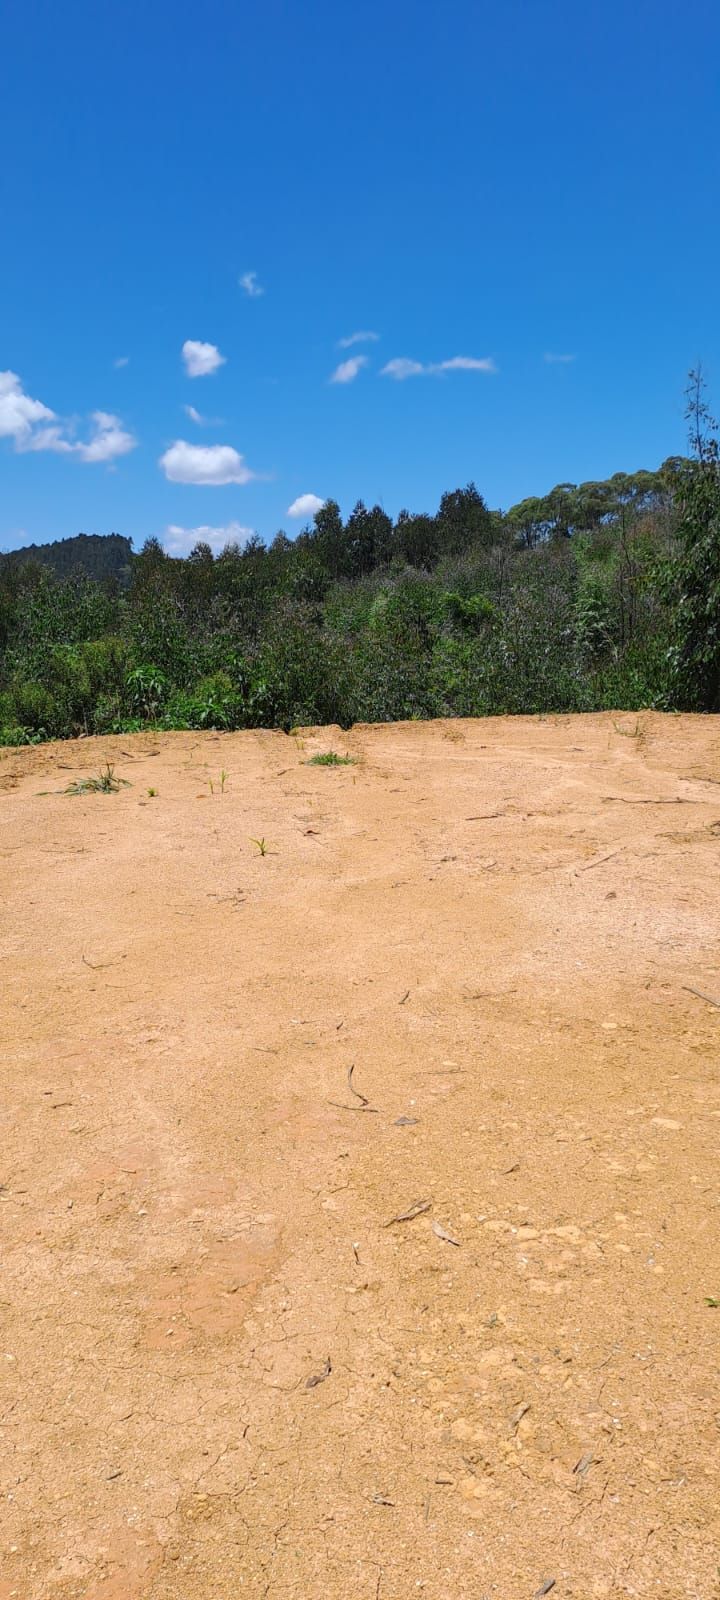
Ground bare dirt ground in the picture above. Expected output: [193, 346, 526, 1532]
[1, 712, 720, 1600]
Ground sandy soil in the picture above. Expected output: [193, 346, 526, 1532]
[1, 712, 720, 1600]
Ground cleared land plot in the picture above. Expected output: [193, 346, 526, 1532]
[1, 712, 719, 1599]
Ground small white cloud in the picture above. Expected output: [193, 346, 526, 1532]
[337, 330, 379, 349]
[330, 354, 369, 385]
[114, 356, 130, 368]
[159, 439, 256, 486]
[182, 339, 226, 378]
[544, 352, 576, 364]
[0, 369, 56, 444]
[287, 493, 326, 519]
[183, 404, 224, 427]
[381, 355, 497, 380]
[239, 271, 264, 298]
[72, 411, 136, 463]
[435, 355, 497, 373]
[163, 521, 255, 556]
[380, 358, 426, 381]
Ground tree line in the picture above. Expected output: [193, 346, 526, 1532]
[1, 375, 718, 744]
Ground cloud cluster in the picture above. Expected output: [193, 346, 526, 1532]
[330, 354, 369, 385]
[287, 493, 325, 519]
[159, 440, 256, 486]
[163, 521, 255, 557]
[326, 346, 497, 384]
[0, 371, 136, 464]
[544, 352, 576, 364]
[381, 355, 497, 380]
[239, 271, 264, 298]
[182, 340, 226, 378]
[4, 314, 507, 515]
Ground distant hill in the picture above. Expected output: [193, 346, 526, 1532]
[0, 532, 133, 585]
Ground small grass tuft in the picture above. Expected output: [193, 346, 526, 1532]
[251, 836, 268, 856]
[147, 787, 158, 797]
[62, 764, 130, 796]
[307, 751, 356, 767]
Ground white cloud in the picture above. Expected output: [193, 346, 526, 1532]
[380, 358, 426, 381]
[0, 370, 56, 444]
[114, 356, 129, 368]
[182, 339, 226, 378]
[183, 404, 225, 427]
[25, 411, 136, 464]
[330, 354, 369, 385]
[163, 521, 255, 556]
[239, 271, 264, 298]
[0, 374, 136, 464]
[544, 351, 576, 364]
[74, 412, 136, 463]
[381, 355, 497, 380]
[287, 493, 326, 519]
[337, 330, 379, 349]
[436, 355, 497, 373]
[159, 439, 256, 486]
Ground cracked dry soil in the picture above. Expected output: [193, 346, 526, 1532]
[1, 712, 719, 1599]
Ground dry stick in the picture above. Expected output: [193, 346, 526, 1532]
[347, 1063, 369, 1107]
[399, 989, 410, 1005]
[384, 1198, 432, 1227]
[575, 848, 623, 874]
[682, 985, 720, 1010]
[601, 795, 687, 805]
[328, 1063, 379, 1114]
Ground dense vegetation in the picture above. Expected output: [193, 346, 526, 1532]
[2, 377, 718, 744]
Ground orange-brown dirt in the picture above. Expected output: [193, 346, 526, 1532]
[1, 712, 720, 1600]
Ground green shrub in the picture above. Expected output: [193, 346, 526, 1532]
[7, 679, 56, 733]
[165, 671, 241, 730]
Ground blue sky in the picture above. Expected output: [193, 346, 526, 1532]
[2, 0, 719, 555]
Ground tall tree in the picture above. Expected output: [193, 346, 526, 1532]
[437, 483, 493, 553]
[670, 368, 720, 710]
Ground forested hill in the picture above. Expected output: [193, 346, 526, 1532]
[0, 532, 133, 585]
